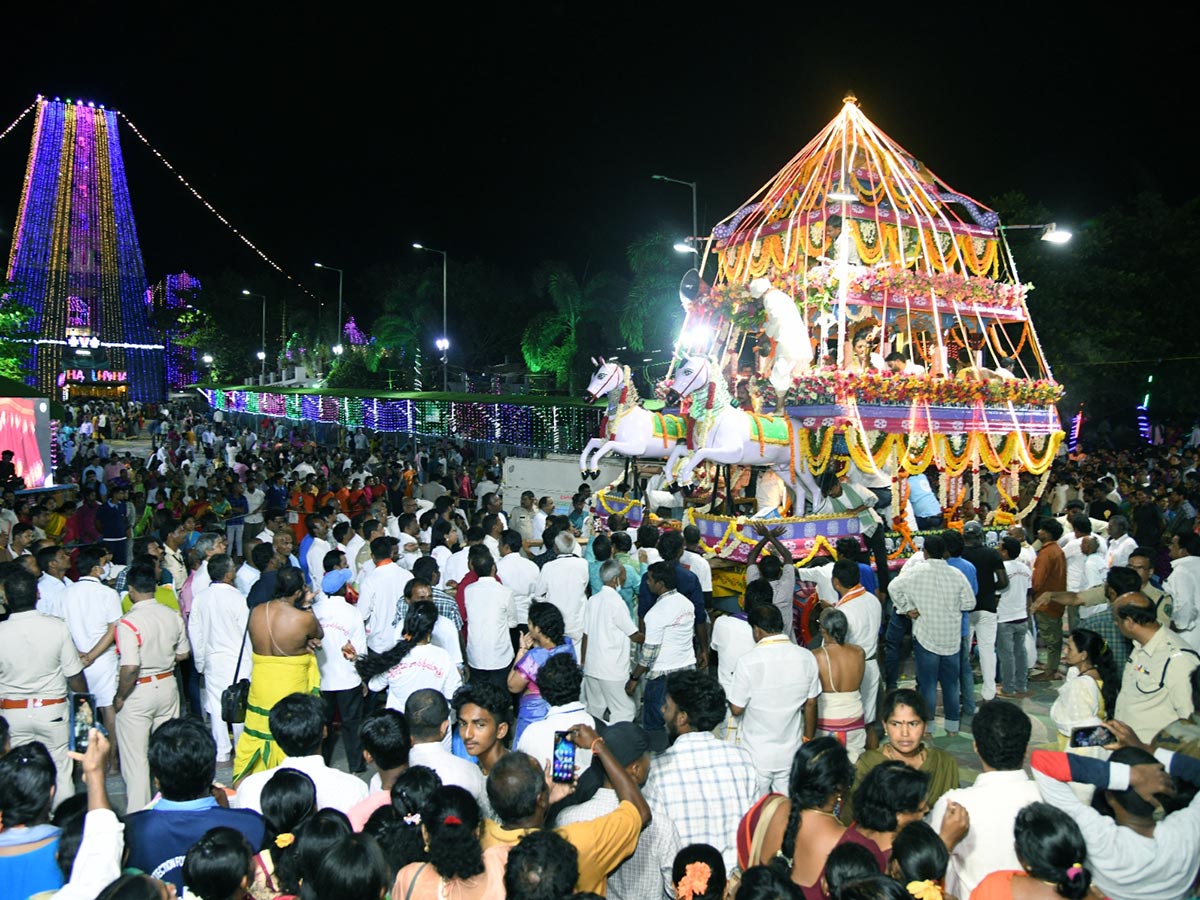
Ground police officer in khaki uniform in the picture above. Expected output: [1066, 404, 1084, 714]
[113, 562, 191, 810]
[0, 567, 88, 805]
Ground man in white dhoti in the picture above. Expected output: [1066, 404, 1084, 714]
[187, 554, 251, 762]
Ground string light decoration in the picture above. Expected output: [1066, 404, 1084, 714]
[202, 388, 602, 452]
[147, 272, 202, 390]
[5, 98, 164, 399]
[1137, 405, 1151, 444]
[1068, 403, 1084, 452]
[116, 110, 315, 299]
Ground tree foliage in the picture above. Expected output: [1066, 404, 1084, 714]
[995, 191, 1200, 425]
[0, 282, 34, 380]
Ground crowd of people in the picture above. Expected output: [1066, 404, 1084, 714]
[0, 400, 1199, 900]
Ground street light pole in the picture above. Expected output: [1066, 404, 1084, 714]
[413, 243, 449, 391]
[652, 174, 699, 258]
[314, 263, 345, 349]
[243, 290, 267, 380]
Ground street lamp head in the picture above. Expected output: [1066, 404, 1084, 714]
[241, 289, 251, 296]
[412, 242, 423, 250]
[1041, 223, 1073, 244]
[313, 262, 324, 269]
[256, 351, 266, 361]
[651, 174, 666, 181]
[435, 337, 450, 351]
[673, 240, 698, 254]
[202, 354, 213, 364]
[332, 344, 344, 356]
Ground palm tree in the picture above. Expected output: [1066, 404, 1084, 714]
[622, 229, 686, 352]
[523, 261, 623, 394]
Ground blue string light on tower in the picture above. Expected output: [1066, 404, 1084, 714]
[5, 96, 165, 400]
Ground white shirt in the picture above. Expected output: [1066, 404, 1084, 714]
[929, 769, 1042, 899]
[313, 593, 368, 691]
[516, 700, 595, 772]
[1167, 555, 1200, 650]
[996, 560, 1033, 623]
[305, 537, 333, 589]
[368, 642, 462, 711]
[794, 562, 838, 605]
[836, 589, 882, 659]
[464, 577, 517, 670]
[234, 563, 261, 596]
[497, 552, 541, 625]
[680, 549, 713, 593]
[727, 635, 821, 773]
[409, 740, 485, 799]
[482, 534, 502, 567]
[432, 616, 464, 670]
[532, 510, 548, 542]
[37, 573, 68, 618]
[643, 589, 696, 673]
[234, 754, 369, 814]
[1064, 535, 1108, 592]
[359, 562, 413, 654]
[243, 488, 266, 524]
[709, 614, 755, 692]
[63, 576, 122, 658]
[187, 582, 250, 679]
[1107, 533, 1137, 569]
[344, 534, 366, 580]
[582, 585, 638, 681]
[535, 555, 591, 644]
[442, 546, 472, 589]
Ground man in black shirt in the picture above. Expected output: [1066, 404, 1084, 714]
[960, 521, 1009, 709]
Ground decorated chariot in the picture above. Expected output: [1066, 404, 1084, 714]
[585, 95, 1064, 564]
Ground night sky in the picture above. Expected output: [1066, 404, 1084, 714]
[0, 10, 1186, 326]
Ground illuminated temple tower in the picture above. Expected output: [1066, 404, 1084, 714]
[5, 96, 164, 401]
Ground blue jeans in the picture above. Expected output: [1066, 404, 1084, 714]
[884, 611, 912, 690]
[913, 637, 961, 733]
[959, 632, 976, 716]
[642, 674, 669, 752]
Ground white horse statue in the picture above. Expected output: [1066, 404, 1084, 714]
[670, 355, 822, 512]
[578, 358, 688, 479]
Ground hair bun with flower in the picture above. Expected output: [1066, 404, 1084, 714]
[1066, 863, 1084, 881]
[907, 881, 943, 900]
[402, 812, 421, 826]
[274, 832, 295, 849]
[676, 862, 712, 900]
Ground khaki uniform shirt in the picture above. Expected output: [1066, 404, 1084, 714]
[1080, 582, 1175, 630]
[162, 544, 188, 590]
[0, 610, 83, 698]
[1114, 625, 1200, 742]
[116, 599, 190, 677]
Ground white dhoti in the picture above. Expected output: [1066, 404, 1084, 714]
[202, 651, 247, 758]
[84, 650, 119, 708]
[817, 689, 867, 763]
[859, 657, 881, 724]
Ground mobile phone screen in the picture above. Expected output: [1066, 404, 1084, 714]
[552, 731, 576, 783]
[1069, 725, 1115, 748]
[69, 692, 98, 753]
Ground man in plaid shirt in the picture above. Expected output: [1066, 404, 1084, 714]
[889, 533, 976, 736]
[642, 670, 758, 870]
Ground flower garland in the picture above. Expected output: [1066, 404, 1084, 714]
[698, 265, 1031, 319]
[596, 491, 643, 518]
[773, 369, 1063, 408]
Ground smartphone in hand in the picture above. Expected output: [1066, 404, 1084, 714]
[551, 731, 576, 783]
[1069, 724, 1116, 748]
[68, 692, 106, 752]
